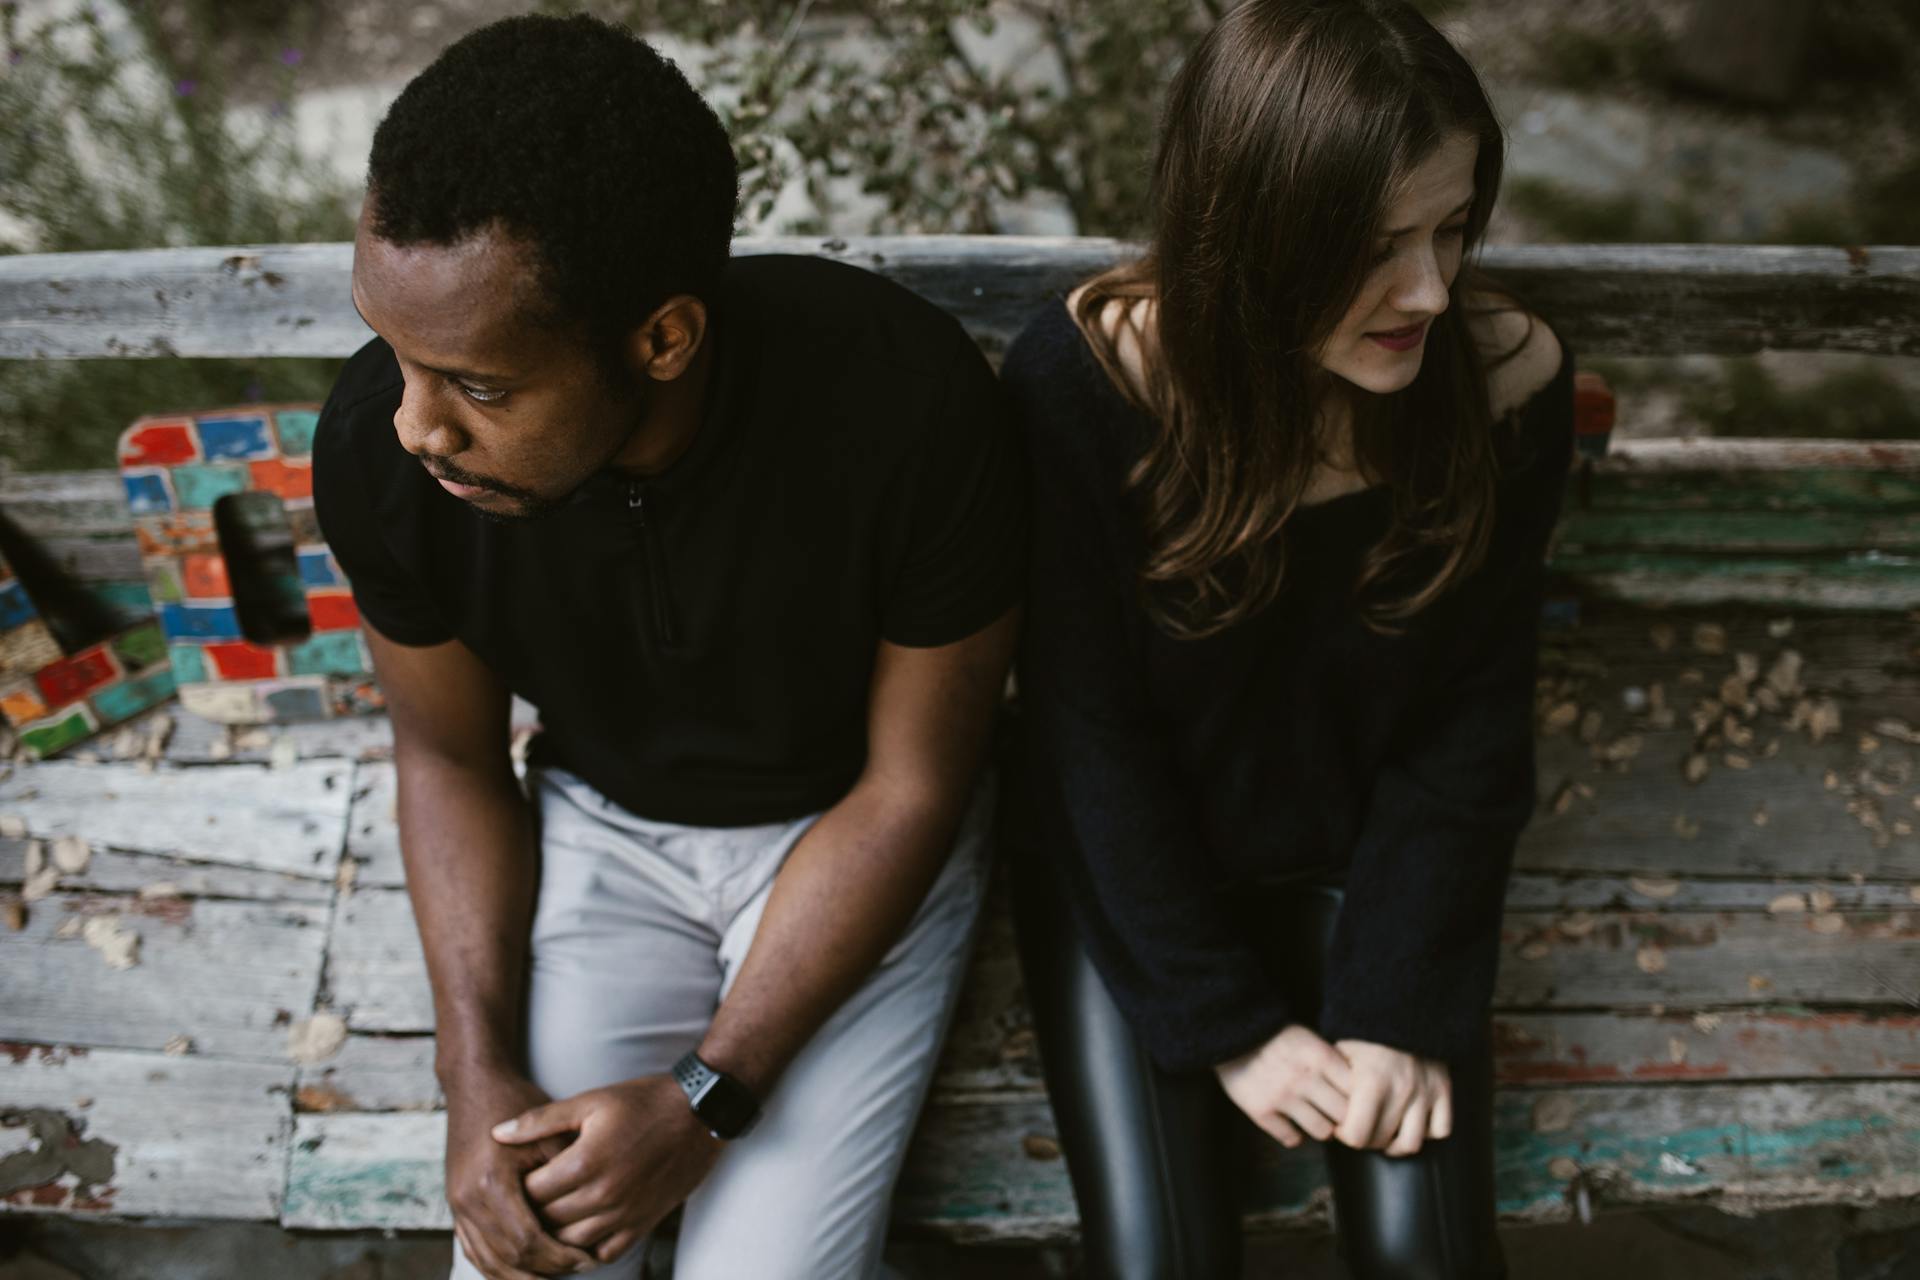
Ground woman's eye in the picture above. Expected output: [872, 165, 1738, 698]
[460, 384, 507, 403]
[1439, 222, 1468, 240]
[1369, 244, 1395, 268]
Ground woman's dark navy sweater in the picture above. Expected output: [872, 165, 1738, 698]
[1002, 299, 1576, 1074]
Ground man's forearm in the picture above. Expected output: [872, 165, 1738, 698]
[394, 747, 539, 1085]
[694, 778, 973, 1097]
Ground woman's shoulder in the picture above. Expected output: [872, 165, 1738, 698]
[1004, 285, 1154, 468]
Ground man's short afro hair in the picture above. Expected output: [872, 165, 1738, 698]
[366, 14, 738, 339]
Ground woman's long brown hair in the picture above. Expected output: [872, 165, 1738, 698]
[1075, 0, 1528, 639]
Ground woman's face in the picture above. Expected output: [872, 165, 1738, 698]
[1312, 131, 1479, 397]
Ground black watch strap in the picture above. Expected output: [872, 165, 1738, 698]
[672, 1050, 761, 1140]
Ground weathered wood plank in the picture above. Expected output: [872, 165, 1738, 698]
[323, 887, 429, 1033]
[2, 241, 1915, 361]
[0, 1044, 291, 1221]
[0, 759, 352, 880]
[1494, 1010, 1920, 1084]
[0, 891, 330, 1059]
[1604, 439, 1920, 474]
[158, 710, 395, 766]
[281, 1080, 1920, 1237]
[0, 837, 334, 904]
[293, 1035, 440, 1115]
[344, 760, 404, 890]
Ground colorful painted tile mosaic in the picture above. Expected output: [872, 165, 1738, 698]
[118, 406, 384, 724]
[0, 555, 176, 759]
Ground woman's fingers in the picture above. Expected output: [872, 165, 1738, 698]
[1385, 1094, 1430, 1157]
[1305, 1074, 1350, 1131]
[1253, 1107, 1307, 1149]
[1334, 1081, 1383, 1150]
[1427, 1077, 1454, 1140]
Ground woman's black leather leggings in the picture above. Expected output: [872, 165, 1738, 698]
[1011, 855, 1506, 1280]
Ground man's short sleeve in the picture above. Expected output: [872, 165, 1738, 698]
[310, 367, 454, 648]
[879, 345, 1029, 648]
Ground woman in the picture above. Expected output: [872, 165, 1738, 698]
[1001, 2, 1572, 1276]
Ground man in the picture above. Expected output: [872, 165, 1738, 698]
[311, 15, 1025, 1280]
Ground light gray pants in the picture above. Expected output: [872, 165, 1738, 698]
[449, 765, 994, 1280]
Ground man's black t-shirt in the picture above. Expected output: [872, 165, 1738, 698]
[312, 254, 1027, 826]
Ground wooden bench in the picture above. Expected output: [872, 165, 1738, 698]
[1, 239, 1917, 1247]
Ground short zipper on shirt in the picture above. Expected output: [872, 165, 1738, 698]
[626, 480, 683, 649]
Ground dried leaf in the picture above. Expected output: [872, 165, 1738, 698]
[1648, 683, 1674, 729]
[1767, 893, 1807, 914]
[1595, 734, 1644, 766]
[1809, 888, 1836, 913]
[1548, 1156, 1582, 1180]
[1752, 805, 1769, 827]
[1765, 650, 1804, 699]
[1748, 974, 1773, 992]
[1668, 1036, 1687, 1064]
[1722, 714, 1754, 749]
[1875, 718, 1920, 746]
[137, 881, 180, 900]
[1630, 876, 1680, 900]
[1766, 617, 1795, 639]
[1909, 885, 1920, 904]
[54, 915, 83, 939]
[163, 1034, 193, 1056]
[287, 1012, 349, 1064]
[1859, 734, 1881, 755]
[1683, 754, 1710, 784]
[1557, 911, 1598, 938]
[143, 713, 174, 760]
[0, 814, 26, 839]
[1806, 698, 1842, 745]
[1692, 623, 1727, 655]
[1734, 652, 1760, 684]
[1635, 944, 1667, 973]
[21, 863, 58, 904]
[81, 914, 140, 970]
[1022, 1134, 1061, 1161]
[49, 835, 90, 875]
[1532, 1096, 1576, 1133]
[1724, 752, 1751, 770]
[1578, 709, 1605, 744]
[3, 900, 23, 931]
[207, 736, 233, 762]
[1692, 1012, 1722, 1034]
[335, 856, 358, 899]
[1810, 913, 1846, 935]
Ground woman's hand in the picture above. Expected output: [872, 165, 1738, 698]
[1213, 1023, 1353, 1148]
[1329, 1038, 1452, 1157]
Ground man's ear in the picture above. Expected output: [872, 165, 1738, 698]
[625, 295, 709, 382]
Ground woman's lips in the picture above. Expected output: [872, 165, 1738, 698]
[1367, 320, 1429, 352]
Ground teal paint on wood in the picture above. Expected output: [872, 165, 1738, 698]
[1560, 510, 1920, 553]
[172, 463, 249, 511]
[282, 1158, 448, 1229]
[285, 631, 363, 678]
[275, 410, 320, 456]
[1547, 551, 1920, 582]
[168, 643, 208, 684]
[90, 666, 175, 722]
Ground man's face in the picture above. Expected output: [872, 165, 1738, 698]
[350, 212, 640, 520]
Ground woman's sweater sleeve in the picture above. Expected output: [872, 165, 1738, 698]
[1012, 347, 1295, 1074]
[1315, 358, 1577, 1066]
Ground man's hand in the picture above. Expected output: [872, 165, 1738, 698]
[1214, 1023, 1352, 1148]
[493, 1075, 724, 1267]
[444, 1070, 598, 1280]
[1329, 1038, 1452, 1157]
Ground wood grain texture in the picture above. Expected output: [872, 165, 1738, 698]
[0, 890, 329, 1059]
[2, 240, 1915, 359]
[0, 1044, 292, 1221]
[278, 1080, 1920, 1238]
[0, 759, 352, 879]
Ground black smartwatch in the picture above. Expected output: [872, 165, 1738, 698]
[672, 1050, 761, 1140]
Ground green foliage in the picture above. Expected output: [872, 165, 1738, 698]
[557, 0, 1218, 236]
[0, 0, 354, 472]
[1686, 360, 1920, 441]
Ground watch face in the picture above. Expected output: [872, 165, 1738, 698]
[699, 1074, 759, 1139]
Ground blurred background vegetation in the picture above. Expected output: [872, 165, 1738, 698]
[1, 0, 1916, 472]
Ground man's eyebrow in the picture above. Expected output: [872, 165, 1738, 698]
[350, 294, 516, 385]
[1384, 194, 1475, 239]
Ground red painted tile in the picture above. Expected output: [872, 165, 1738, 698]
[307, 592, 360, 632]
[204, 641, 279, 680]
[121, 419, 198, 466]
[180, 553, 232, 599]
[249, 458, 313, 500]
[34, 648, 118, 706]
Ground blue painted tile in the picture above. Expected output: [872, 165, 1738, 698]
[196, 415, 274, 461]
[297, 548, 343, 589]
[0, 578, 39, 631]
[123, 472, 173, 515]
[158, 602, 244, 641]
